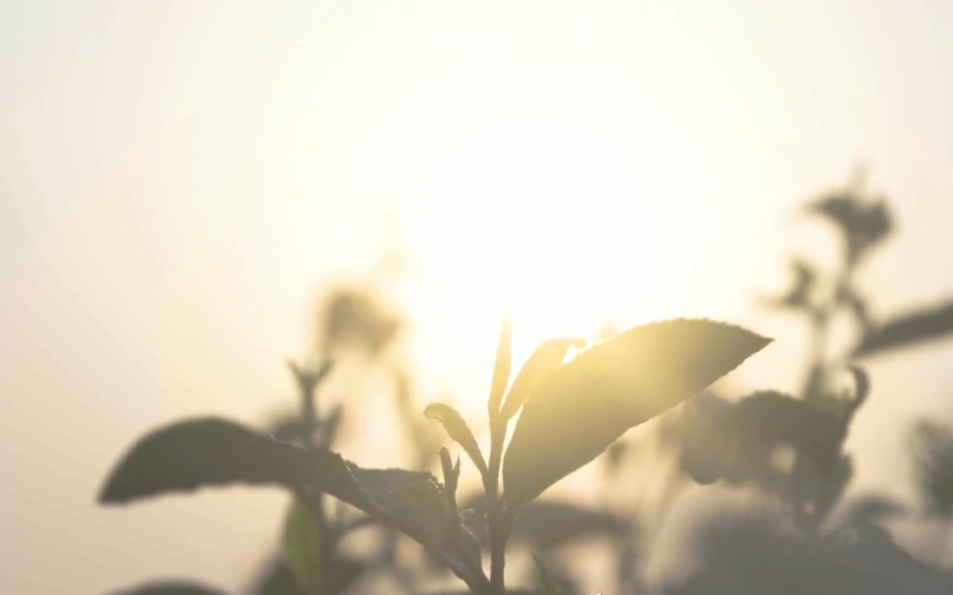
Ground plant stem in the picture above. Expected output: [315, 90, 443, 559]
[298, 365, 335, 595]
[485, 419, 508, 595]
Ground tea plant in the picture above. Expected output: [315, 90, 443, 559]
[98, 318, 771, 595]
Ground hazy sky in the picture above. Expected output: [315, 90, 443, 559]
[2, 1, 953, 594]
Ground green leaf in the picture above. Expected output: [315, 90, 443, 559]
[106, 582, 228, 595]
[487, 318, 512, 416]
[503, 319, 770, 510]
[99, 418, 488, 592]
[531, 552, 564, 595]
[283, 499, 325, 595]
[499, 337, 585, 421]
[853, 299, 953, 357]
[424, 403, 488, 475]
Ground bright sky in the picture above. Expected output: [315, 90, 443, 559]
[2, 1, 953, 593]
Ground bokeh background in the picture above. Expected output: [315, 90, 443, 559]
[2, 1, 953, 594]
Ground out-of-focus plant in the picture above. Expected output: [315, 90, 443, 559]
[653, 172, 953, 593]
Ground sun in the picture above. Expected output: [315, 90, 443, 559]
[331, 24, 717, 412]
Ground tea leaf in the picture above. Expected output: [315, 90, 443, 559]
[99, 418, 487, 591]
[853, 299, 953, 357]
[487, 318, 512, 416]
[503, 319, 770, 510]
[106, 582, 228, 595]
[98, 419, 360, 503]
[283, 499, 325, 595]
[499, 337, 585, 421]
[425, 403, 488, 475]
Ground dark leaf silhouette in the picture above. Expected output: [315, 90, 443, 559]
[99, 418, 487, 590]
[487, 318, 512, 416]
[424, 403, 488, 475]
[106, 582, 228, 595]
[853, 300, 953, 357]
[99, 419, 358, 503]
[503, 319, 770, 511]
[499, 336, 585, 421]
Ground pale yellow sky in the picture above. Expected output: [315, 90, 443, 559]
[2, 1, 953, 594]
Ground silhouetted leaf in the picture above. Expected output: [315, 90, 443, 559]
[106, 582, 228, 595]
[99, 419, 358, 503]
[487, 318, 512, 416]
[99, 418, 487, 590]
[503, 319, 770, 510]
[283, 499, 324, 594]
[499, 337, 585, 421]
[425, 403, 488, 475]
[854, 300, 953, 357]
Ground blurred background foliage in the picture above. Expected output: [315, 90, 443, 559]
[105, 179, 953, 595]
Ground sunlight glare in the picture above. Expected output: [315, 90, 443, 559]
[334, 24, 720, 412]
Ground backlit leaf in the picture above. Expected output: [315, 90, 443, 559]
[503, 319, 770, 510]
[424, 402, 488, 475]
[499, 337, 585, 421]
[487, 318, 512, 416]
